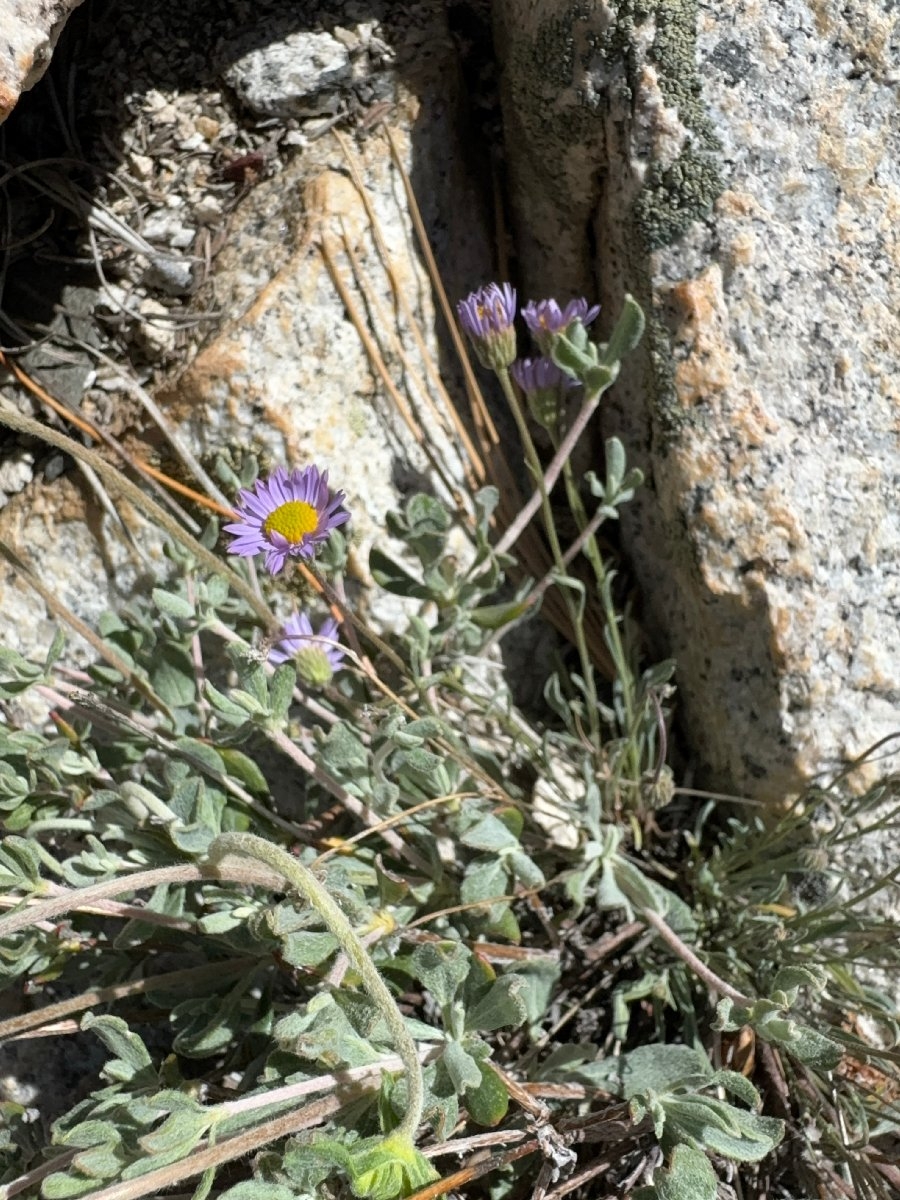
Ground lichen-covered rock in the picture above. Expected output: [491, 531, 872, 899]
[0, 0, 85, 122]
[496, 0, 900, 797]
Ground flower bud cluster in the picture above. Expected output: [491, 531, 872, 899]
[456, 285, 600, 429]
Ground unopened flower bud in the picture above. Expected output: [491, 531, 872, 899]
[268, 613, 344, 688]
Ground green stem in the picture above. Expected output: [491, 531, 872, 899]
[496, 368, 600, 743]
[558, 456, 640, 787]
[207, 832, 425, 1141]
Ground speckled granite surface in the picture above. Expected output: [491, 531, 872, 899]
[0, 0, 85, 121]
[497, 0, 900, 796]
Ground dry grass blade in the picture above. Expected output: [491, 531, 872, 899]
[0, 535, 171, 714]
[0, 401, 275, 627]
[334, 129, 486, 488]
[319, 233, 465, 510]
[406, 1137, 543, 1200]
[29, 1092, 359, 1200]
[32, 331, 233, 511]
[0, 959, 256, 1043]
[0, 348, 233, 521]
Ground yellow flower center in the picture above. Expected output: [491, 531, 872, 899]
[263, 500, 319, 543]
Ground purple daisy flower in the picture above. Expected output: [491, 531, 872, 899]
[456, 282, 517, 372]
[269, 613, 345, 686]
[522, 297, 600, 354]
[224, 465, 349, 575]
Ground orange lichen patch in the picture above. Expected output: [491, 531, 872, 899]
[766, 603, 797, 673]
[730, 391, 779, 448]
[817, 110, 887, 197]
[0, 474, 87, 552]
[161, 347, 246, 423]
[0, 81, 19, 122]
[260, 401, 302, 457]
[715, 189, 767, 219]
[306, 170, 371, 252]
[669, 267, 735, 406]
[761, 493, 811, 553]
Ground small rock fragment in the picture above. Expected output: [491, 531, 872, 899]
[224, 31, 352, 118]
[0, 0, 86, 123]
[0, 449, 35, 507]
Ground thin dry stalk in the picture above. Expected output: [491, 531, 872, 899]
[0, 536, 170, 714]
[333, 129, 486, 487]
[0, 959, 256, 1042]
[0, 347, 231, 521]
[51, 685, 314, 841]
[39, 1092, 357, 1200]
[0, 872, 196, 932]
[319, 233, 463, 506]
[0, 401, 275, 627]
[265, 726, 428, 872]
[335, 223, 476, 508]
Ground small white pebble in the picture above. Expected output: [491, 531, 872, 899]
[130, 153, 154, 179]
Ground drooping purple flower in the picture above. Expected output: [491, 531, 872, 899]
[269, 613, 345, 685]
[456, 283, 518, 372]
[522, 297, 600, 353]
[224, 465, 349, 575]
[511, 356, 576, 430]
[511, 356, 573, 395]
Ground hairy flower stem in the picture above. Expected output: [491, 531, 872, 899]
[496, 368, 600, 744]
[558, 457, 640, 789]
[208, 832, 426, 1142]
[639, 906, 753, 1006]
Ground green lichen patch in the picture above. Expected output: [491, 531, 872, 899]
[606, 0, 723, 250]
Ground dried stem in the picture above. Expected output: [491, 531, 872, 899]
[35, 1092, 355, 1200]
[0, 402, 274, 628]
[0, 959, 256, 1042]
[638, 906, 753, 1006]
[494, 389, 601, 557]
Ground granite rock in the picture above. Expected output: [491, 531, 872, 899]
[496, 0, 900, 797]
[163, 151, 473, 633]
[223, 30, 354, 117]
[0, 0, 85, 122]
[0, 1, 492, 669]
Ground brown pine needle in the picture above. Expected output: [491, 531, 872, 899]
[0, 349, 234, 519]
[334, 129, 486, 486]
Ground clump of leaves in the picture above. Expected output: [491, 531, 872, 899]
[0, 293, 897, 1200]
